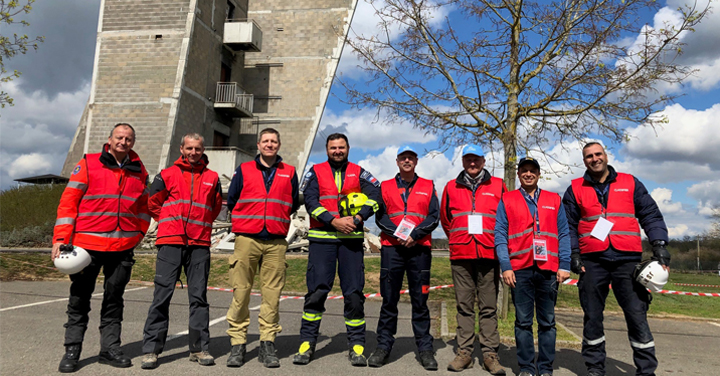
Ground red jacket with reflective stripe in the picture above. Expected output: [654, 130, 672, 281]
[231, 161, 295, 236]
[154, 156, 220, 245]
[441, 176, 505, 260]
[504, 189, 560, 272]
[571, 173, 642, 253]
[380, 177, 433, 247]
[309, 161, 361, 230]
[54, 146, 150, 252]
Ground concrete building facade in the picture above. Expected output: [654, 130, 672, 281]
[62, 0, 358, 180]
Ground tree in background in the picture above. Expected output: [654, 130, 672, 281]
[341, 0, 710, 188]
[711, 206, 720, 238]
[1, 0, 44, 108]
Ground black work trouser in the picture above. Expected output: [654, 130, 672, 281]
[579, 258, 656, 376]
[376, 244, 433, 352]
[142, 245, 211, 354]
[64, 249, 135, 351]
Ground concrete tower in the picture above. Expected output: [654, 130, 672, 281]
[62, 0, 358, 179]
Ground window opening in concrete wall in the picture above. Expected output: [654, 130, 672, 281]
[226, 1, 235, 20]
[221, 62, 232, 82]
[214, 131, 230, 147]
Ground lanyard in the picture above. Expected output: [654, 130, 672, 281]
[521, 188, 541, 233]
[397, 175, 414, 205]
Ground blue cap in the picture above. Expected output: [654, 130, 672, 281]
[397, 145, 418, 156]
[462, 144, 484, 157]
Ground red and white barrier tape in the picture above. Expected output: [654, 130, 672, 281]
[673, 283, 720, 288]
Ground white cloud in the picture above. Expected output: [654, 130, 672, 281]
[6, 153, 58, 179]
[650, 188, 685, 214]
[668, 223, 690, 238]
[687, 179, 720, 208]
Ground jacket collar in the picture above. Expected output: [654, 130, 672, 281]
[454, 168, 491, 189]
[583, 165, 618, 185]
[174, 154, 209, 172]
[99, 144, 142, 173]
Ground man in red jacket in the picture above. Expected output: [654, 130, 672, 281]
[225, 128, 299, 368]
[52, 123, 150, 373]
[440, 144, 507, 374]
[140, 133, 223, 369]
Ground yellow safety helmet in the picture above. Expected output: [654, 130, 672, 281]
[338, 192, 368, 217]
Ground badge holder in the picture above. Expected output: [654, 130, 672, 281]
[394, 218, 416, 241]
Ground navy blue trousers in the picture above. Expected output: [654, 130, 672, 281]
[579, 258, 656, 376]
[300, 240, 366, 346]
[375, 245, 433, 352]
[511, 267, 557, 375]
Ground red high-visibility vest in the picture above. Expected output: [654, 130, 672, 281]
[74, 152, 149, 242]
[443, 176, 504, 259]
[571, 173, 642, 253]
[380, 177, 433, 247]
[308, 161, 361, 230]
[157, 165, 219, 242]
[231, 161, 295, 236]
[504, 189, 560, 272]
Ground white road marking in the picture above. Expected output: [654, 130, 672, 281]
[709, 322, 720, 328]
[0, 286, 147, 312]
[167, 297, 288, 341]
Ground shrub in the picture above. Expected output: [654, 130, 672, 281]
[0, 184, 64, 247]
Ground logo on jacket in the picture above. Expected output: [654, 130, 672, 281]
[361, 170, 380, 187]
[72, 165, 81, 175]
[202, 182, 213, 186]
[481, 192, 495, 196]
[614, 188, 629, 192]
[542, 206, 556, 210]
[278, 174, 290, 178]
[416, 191, 429, 196]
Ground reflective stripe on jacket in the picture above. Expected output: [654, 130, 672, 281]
[308, 161, 362, 239]
[379, 176, 433, 247]
[504, 189, 560, 272]
[571, 172, 642, 253]
[442, 176, 504, 259]
[157, 163, 219, 242]
[231, 161, 295, 236]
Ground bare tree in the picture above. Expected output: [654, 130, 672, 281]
[1, 0, 44, 108]
[341, 0, 710, 188]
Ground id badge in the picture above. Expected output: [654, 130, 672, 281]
[533, 239, 548, 261]
[468, 215, 483, 234]
[393, 218, 416, 241]
[590, 217, 614, 241]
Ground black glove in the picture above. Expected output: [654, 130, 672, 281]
[651, 240, 671, 267]
[570, 251, 584, 274]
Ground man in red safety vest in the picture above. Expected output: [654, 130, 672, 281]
[367, 145, 440, 370]
[440, 144, 507, 374]
[52, 123, 150, 373]
[225, 128, 299, 368]
[494, 157, 571, 376]
[563, 142, 670, 376]
[140, 133, 223, 369]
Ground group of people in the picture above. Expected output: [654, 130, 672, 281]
[51, 123, 671, 376]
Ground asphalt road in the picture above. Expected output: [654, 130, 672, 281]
[2, 280, 719, 375]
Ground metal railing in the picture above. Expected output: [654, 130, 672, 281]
[215, 82, 254, 114]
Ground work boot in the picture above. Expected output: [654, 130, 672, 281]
[348, 344, 367, 367]
[367, 348, 389, 367]
[418, 350, 438, 371]
[447, 349, 473, 371]
[293, 341, 316, 365]
[482, 352, 506, 375]
[189, 351, 215, 366]
[98, 348, 132, 368]
[141, 353, 158, 369]
[226, 344, 246, 367]
[518, 372, 534, 376]
[540, 373, 552, 376]
[258, 341, 280, 368]
[58, 344, 82, 373]
[587, 371, 603, 376]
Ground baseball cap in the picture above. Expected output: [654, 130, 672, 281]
[462, 144, 484, 157]
[518, 156, 540, 170]
[397, 145, 418, 157]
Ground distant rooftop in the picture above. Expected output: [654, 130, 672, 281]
[14, 174, 69, 185]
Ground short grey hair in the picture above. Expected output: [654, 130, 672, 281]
[109, 123, 136, 138]
[257, 127, 281, 143]
[181, 133, 205, 147]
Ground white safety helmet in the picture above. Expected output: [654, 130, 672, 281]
[54, 245, 91, 275]
[634, 260, 669, 293]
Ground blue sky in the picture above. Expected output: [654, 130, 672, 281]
[2, 0, 719, 238]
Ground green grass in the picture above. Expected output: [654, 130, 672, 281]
[0, 184, 65, 247]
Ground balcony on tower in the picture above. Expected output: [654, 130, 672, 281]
[223, 19, 262, 52]
[214, 82, 254, 118]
